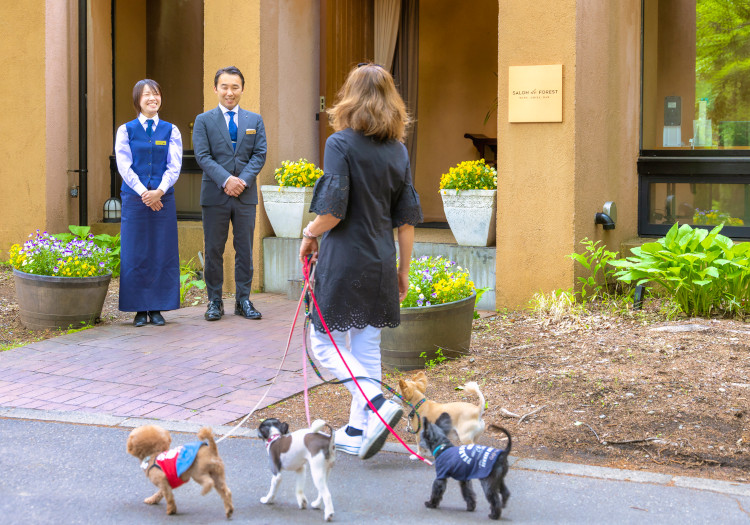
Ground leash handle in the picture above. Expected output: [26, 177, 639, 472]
[302, 258, 432, 466]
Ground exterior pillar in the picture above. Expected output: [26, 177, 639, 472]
[203, 0, 263, 293]
[496, 0, 640, 307]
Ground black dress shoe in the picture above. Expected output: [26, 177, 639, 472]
[133, 311, 148, 327]
[205, 300, 224, 321]
[235, 299, 262, 320]
[148, 311, 165, 326]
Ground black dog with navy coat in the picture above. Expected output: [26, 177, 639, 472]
[420, 412, 511, 520]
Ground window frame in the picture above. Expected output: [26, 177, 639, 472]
[638, 2, 750, 239]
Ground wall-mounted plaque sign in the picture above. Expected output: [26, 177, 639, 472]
[508, 64, 563, 123]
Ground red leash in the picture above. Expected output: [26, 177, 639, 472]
[301, 258, 432, 465]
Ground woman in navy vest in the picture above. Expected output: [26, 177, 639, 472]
[114, 79, 182, 326]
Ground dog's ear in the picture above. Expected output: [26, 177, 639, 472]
[422, 416, 430, 430]
[414, 371, 428, 392]
[436, 412, 453, 434]
[398, 379, 406, 392]
[280, 422, 289, 435]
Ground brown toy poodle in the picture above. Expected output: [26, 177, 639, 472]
[126, 425, 233, 517]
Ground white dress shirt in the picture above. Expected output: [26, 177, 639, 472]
[114, 113, 183, 196]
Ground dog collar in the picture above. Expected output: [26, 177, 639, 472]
[432, 444, 448, 458]
[266, 434, 281, 450]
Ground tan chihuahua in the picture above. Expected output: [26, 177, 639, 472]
[398, 371, 486, 456]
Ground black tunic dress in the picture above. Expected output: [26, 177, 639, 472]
[309, 128, 423, 332]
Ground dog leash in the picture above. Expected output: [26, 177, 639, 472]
[301, 258, 432, 465]
[214, 275, 310, 444]
[299, 262, 424, 435]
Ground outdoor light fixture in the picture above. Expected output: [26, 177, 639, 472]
[103, 197, 122, 223]
[595, 201, 616, 230]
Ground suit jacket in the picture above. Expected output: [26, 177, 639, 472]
[193, 106, 267, 206]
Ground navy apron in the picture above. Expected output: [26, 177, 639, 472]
[118, 119, 180, 312]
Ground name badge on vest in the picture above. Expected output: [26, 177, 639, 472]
[155, 140, 167, 145]
[246, 129, 256, 135]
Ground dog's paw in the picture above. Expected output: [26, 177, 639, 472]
[226, 505, 234, 519]
[409, 454, 418, 461]
[425, 501, 438, 509]
[325, 511, 334, 521]
[260, 496, 272, 505]
[310, 497, 322, 509]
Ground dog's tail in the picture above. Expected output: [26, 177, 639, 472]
[463, 381, 486, 417]
[310, 419, 327, 434]
[198, 427, 218, 455]
[491, 425, 512, 454]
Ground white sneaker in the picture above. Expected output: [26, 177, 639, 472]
[358, 400, 403, 460]
[334, 426, 362, 456]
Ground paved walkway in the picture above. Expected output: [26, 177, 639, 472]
[0, 293, 326, 426]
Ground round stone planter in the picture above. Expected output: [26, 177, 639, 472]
[440, 189, 497, 247]
[381, 293, 475, 371]
[261, 185, 316, 238]
[13, 269, 112, 331]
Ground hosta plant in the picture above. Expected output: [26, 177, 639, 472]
[609, 223, 750, 317]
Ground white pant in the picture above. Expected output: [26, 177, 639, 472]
[310, 325, 383, 431]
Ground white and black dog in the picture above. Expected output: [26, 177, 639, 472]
[420, 412, 511, 520]
[257, 418, 336, 521]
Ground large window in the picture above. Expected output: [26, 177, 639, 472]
[640, 0, 750, 237]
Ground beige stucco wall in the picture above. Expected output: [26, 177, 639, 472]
[259, 0, 320, 287]
[496, 0, 641, 308]
[114, 0, 147, 127]
[0, 2, 47, 255]
[45, 0, 78, 236]
[574, 1, 641, 281]
[497, 0, 578, 307]
[204, 0, 263, 292]
[416, 0, 498, 222]
[88, 0, 113, 225]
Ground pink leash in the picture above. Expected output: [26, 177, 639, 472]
[301, 258, 432, 465]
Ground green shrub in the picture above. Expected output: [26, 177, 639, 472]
[609, 223, 750, 317]
[567, 238, 620, 302]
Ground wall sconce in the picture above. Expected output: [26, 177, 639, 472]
[103, 197, 122, 223]
[595, 201, 616, 230]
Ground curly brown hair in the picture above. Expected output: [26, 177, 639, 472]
[328, 63, 410, 142]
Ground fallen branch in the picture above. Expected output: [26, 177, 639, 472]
[519, 405, 547, 423]
[495, 405, 547, 423]
[606, 437, 660, 445]
[576, 422, 660, 446]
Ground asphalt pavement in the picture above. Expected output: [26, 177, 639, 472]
[1, 414, 748, 524]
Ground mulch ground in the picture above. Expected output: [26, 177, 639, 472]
[2, 264, 748, 482]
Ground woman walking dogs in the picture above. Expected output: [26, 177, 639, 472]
[115, 79, 182, 327]
[299, 63, 423, 460]
[193, 66, 267, 322]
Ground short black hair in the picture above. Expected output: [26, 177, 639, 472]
[214, 66, 245, 88]
[132, 79, 161, 115]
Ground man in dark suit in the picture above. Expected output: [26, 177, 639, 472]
[193, 66, 267, 321]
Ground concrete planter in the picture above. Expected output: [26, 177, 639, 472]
[13, 269, 111, 330]
[261, 185, 316, 238]
[381, 294, 475, 371]
[440, 189, 497, 247]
